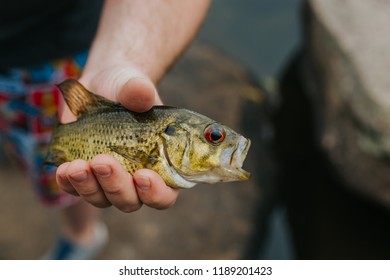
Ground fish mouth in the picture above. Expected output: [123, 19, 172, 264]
[227, 136, 251, 180]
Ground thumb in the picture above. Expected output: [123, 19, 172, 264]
[117, 77, 162, 112]
[79, 66, 162, 113]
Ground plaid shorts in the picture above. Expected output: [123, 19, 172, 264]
[0, 52, 87, 207]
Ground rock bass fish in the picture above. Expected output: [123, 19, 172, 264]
[45, 79, 251, 188]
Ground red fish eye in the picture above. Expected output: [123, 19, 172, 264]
[204, 125, 225, 144]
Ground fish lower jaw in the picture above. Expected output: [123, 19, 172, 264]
[179, 167, 251, 184]
[166, 169, 197, 189]
[233, 168, 251, 181]
[221, 167, 251, 182]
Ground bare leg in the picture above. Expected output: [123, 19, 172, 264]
[60, 199, 101, 245]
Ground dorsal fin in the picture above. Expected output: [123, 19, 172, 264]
[57, 79, 116, 117]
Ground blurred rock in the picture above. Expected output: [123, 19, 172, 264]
[0, 42, 275, 259]
[300, 0, 390, 206]
[275, 53, 390, 259]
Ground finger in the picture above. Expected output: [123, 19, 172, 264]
[65, 159, 111, 208]
[117, 77, 161, 112]
[56, 162, 79, 196]
[58, 101, 77, 124]
[91, 154, 143, 213]
[133, 169, 180, 210]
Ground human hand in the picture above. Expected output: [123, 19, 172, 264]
[56, 66, 179, 212]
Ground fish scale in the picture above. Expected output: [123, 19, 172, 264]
[51, 108, 167, 173]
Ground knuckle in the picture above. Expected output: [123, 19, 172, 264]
[103, 186, 123, 197]
[152, 190, 179, 210]
[78, 186, 101, 198]
[119, 202, 143, 213]
[91, 200, 112, 209]
[155, 199, 177, 210]
[145, 196, 177, 210]
[56, 176, 79, 196]
[64, 188, 80, 196]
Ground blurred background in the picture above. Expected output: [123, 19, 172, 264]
[199, 0, 300, 80]
[2, 0, 390, 260]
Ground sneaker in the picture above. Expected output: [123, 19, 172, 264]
[42, 222, 109, 260]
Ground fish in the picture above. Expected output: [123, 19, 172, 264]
[45, 79, 251, 188]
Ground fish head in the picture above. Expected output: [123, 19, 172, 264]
[160, 110, 251, 186]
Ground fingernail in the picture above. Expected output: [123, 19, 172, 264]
[69, 170, 88, 182]
[136, 175, 150, 191]
[92, 164, 112, 178]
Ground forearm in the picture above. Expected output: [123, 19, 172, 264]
[82, 0, 211, 83]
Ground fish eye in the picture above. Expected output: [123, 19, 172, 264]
[204, 124, 225, 144]
[165, 124, 176, 136]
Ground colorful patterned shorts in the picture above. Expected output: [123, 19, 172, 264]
[0, 53, 88, 207]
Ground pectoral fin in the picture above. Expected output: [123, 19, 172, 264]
[109, 146, 157, 167]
